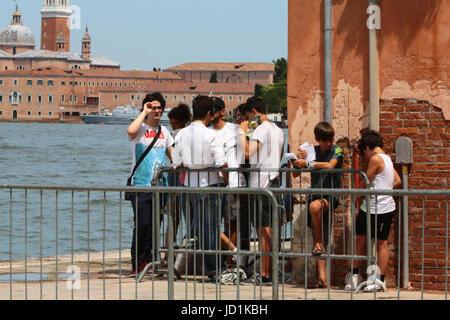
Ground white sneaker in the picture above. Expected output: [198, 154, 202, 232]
[364, 279, 386, 292]
[344, 272, 363, 291]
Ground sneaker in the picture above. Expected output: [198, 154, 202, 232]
[364, 279, 386, 292]
[242, 273, 272, 286]
[344, 272, 363, 291]
[203, 271, 215, 282]
[278, 269, 292, 283]
[219, 267, 247, 285]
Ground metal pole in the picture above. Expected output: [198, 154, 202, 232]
[368, 0, 381, 131]
[324, 0, 333, 124]
[271, 192, 279, 300]
[168, 194, 175, 300]
[402, 164, 411, 289]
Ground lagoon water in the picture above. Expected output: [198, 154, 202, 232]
[0, 122, 136, 261]
[0, 122, 289, 262]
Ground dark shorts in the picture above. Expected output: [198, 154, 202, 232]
[223, 193, 247, 223]
[222, 193, 250, 250]
[249, 178, 280, 228]
[306, 195, 339, 248]
[355, 209, 395, 241]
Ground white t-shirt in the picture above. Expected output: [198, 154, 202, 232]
[129, 124, 174, 186]
[172, 128, 182, 139]
[249, 121, 285, 188]
[172, 121, 227, 187]
[361, 153, 396, 214]
[211, 122, 247, 188]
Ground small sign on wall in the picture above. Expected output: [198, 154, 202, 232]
[395, 137, 413, 164]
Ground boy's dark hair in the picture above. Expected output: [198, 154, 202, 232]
[357, 129, 384, 154]
[314, 122, 335, 141]
[244, 96, 266, 115]
[237, 103, 246, 114]
[168, 103, 192, 124]
[192, 95, 214, 120]
[211, 97, 225, 113]
[141, 92, 166, 111]
[234, 103, 247, 117]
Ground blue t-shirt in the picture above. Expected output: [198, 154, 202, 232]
[130, 124, 174, 186]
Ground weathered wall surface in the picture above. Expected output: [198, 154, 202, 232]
[288, 0, 450, 290]
[288, 0, 449, 147]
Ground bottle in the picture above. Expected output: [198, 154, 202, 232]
[248, 116, 261, 130]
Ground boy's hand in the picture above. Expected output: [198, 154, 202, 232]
[296, 147, 308, 160]
[293, 159, 306, 168]
[239, 121, 249, 133]
[142, 102, 152, 115]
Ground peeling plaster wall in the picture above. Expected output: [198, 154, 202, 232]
[288, 0, 450, 148]
[288, 0, 450, 288]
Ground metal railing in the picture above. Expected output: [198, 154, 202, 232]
[0, 176, 449, 300]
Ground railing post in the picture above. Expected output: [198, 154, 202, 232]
[270, 190, 279, 300]
[402, 164, 410, 289]
[168, 193, 175, 300]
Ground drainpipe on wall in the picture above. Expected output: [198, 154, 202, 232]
[368, 0, 381, 131]
[324, 0, 333, 124]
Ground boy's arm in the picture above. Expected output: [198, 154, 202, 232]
[363, 155, 383, 187]
[293, 158, 339, 169]
[219, 163, 229, 186]
[238, 121, 251, 159]
[127, 103, 150, 139]
[166, 146, 174, 161]
[393, 167, 402, 189]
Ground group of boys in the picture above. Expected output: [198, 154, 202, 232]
[126, 92, 401, 291]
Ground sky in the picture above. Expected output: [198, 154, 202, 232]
[0, 0, 287, 71]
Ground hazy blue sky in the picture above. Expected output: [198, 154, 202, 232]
[0, 0, 287, 70]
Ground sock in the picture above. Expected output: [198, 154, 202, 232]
[380, 274, 385, 282]
[352, 268, 359, 275]
[232, 248, 238, 264]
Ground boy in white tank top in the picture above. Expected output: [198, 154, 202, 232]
[345, 130, 401, 291]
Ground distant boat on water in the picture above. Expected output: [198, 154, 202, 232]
[81, 106, 170, 127]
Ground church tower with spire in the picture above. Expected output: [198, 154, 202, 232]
[81, 26, 91, 60]
[40, 0, 72, 52]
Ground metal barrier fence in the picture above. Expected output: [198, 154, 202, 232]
[0, 173, 449, 300]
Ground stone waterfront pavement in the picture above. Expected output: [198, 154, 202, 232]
[0, 250, 446, 300]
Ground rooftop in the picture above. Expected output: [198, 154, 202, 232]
[91, 56, 120, 67]
[13, 49, 85, 62]
[165, 62, 275, 72]
[0, 66, 185, 80]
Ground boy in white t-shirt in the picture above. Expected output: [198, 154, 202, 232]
[210, 97, 248, 269]
[344, 130, 401, 291]
[126, 92, 174, 277]
[238, 96, 285, 285]
[172, 95, 228, 280]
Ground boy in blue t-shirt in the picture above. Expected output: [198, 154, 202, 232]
[293, 122, 343, 288]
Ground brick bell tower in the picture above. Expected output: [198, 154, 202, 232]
[40, 0, 72, 52]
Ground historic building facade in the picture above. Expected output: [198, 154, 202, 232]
[0, 2, 255, 122]
[165, 62, 274, 86]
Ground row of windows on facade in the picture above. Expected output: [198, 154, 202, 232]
[0, 78, 142, 88]
[0, 92, 248, 105]
[0, 93, 85, 104]
[0, 109, 54, 117]
[4, 64, 82, 71]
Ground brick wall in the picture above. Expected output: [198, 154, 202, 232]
[379, 98, 450, 290]
[326, 98, 449, 290]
